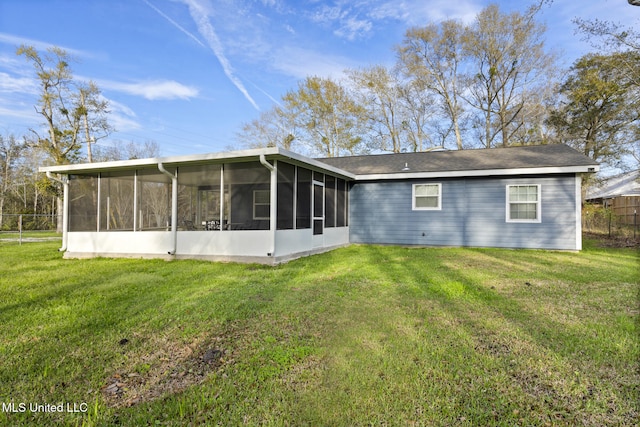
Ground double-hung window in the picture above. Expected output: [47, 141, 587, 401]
[412, 183, 442, 210]
[253, 190, 270, 220]
[506, 184, 541, 222]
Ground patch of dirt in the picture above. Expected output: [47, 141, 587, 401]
[101, 332, 236, 408]
[584, 232, 640, 248]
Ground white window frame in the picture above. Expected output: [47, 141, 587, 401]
[412, 183, 442, 211]
[253, 189, 270, 220]
[506, 184, 541, 223]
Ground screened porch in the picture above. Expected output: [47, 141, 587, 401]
[62, 153, 350, 263]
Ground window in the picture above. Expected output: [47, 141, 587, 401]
[412, 183, 441, 210]
[506, 185, 541, 222]
[253, 190, 270, 220]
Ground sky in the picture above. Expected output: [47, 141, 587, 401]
[0, 0, 639, 158]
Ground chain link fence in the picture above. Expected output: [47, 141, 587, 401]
[0, 214, 61, 244]
[583, 203, 639, 241]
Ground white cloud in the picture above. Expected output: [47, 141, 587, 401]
[0, 72, 37, 94]
[310, 4, 373, 40]
[271, 46, 356, 80]
[97, 79, 199, 100]
[0, 104, 38, 121]
[0, 32, 101, 59]
[107, 99, 137, 119]
[370, 0, 481, 25]
[108, 114, 142, 133]
[334, 16, 373, 40]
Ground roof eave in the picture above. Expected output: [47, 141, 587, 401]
[354, 165, 599, 181]
[38, 147, 356, 180]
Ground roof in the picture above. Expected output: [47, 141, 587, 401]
[317, 144, 598, 179]
[38, 147, 356, 180]
[39, 144, 598, 180]
[586, 170, 640, 200]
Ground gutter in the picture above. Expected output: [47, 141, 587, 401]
[259, 154, 277, 258]
[158, 163, 178, 255]
[45, 171, 69, 252]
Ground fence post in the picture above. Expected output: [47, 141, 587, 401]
[634, 209, 637, 240]
[19, 214, 22, 245]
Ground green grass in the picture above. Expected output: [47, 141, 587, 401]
[0, 239, 638, 426]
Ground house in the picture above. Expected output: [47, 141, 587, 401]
[585, 170, 640, 226]
[39, 143, 598, 264]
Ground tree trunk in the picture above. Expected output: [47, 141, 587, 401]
[81, 90, 94, 163]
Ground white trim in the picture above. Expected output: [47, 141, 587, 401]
[575, 175, 582, 250]
[412, 183, 442, 211]
[506, 184, 541, 223]
[355, 165, 599, 181]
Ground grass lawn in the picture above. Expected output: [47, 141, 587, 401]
[0, 238, 638, 426]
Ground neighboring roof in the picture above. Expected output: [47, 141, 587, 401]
[318, 144, 598, 179]
[586, 170, 640, 200]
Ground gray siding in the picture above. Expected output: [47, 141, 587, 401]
[349, 175, 579, 250]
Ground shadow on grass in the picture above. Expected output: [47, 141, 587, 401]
[356, 243, 639, 423]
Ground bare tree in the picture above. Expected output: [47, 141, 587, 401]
[397, 20, 468, 150]
[235, 107, 296, 151]
[0, 135, 25, 227]
[78, 81, 114, 162]
[462, 3, 556, 147]
[17, 45, 113, 230]
[281, 76, 367, 157]
[348, 65, 410, 153]
[94, 140, 161, 162]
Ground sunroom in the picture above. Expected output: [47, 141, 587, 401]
[43, 148, 353, 264]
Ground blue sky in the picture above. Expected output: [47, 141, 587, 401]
[0, 0, 638, 157]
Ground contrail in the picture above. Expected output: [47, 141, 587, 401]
[141, 0, 205, 48]
[143, 0, 259, 111]
[246, 77, 282, 106]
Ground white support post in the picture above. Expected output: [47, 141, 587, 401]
[259, 155, 277, 257]
[46, 171, 69, 252]
[220, 164, 225, 230]
[158, 163, 178, 255]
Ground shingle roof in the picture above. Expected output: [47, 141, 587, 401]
[317, 144, 598, 176]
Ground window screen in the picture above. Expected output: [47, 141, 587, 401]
[68, 174, 98, 231]
[137, 168, 171, 231]
[100, 171, 134, 231]
[296, 167, 311, 229]
[325, 175, 336, 228]
[277, 162, 295, 230]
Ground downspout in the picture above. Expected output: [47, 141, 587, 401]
[158, 163, 178, 255]
[46, 171, 69, 252]
[259, 154, 277, 258]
